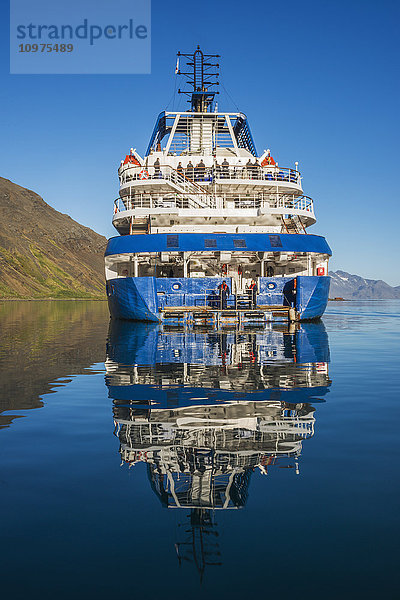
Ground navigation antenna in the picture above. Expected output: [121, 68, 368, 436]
[177, 46, 220, 112]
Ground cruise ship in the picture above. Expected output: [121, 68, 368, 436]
[105, 47, 332, 323]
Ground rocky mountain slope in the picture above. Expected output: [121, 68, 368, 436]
[329, 270, 400, 299]
[0, 177, 107, 298]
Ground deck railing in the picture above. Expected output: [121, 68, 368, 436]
[113, 193, 314, 214]
[119, 164, 301, 186]
[214, 165, 300, 184]
[271, 195, 313, 212]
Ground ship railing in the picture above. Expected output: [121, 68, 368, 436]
[169, 166, 216, 209]
[230, 194, 313, 212]
[119, 164, 211, 188]
[119, 165, 216, 209]
[268, 194, 314, 212]
[113, 195, 212, 212]
[214, 165, 300, 185]
[113, 194, 314, 214]
[119, 164, 301, 186]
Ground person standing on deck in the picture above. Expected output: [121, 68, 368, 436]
[248, 279, 258, 308]
[245, 159, 253, 179]
[218, 280, 230, 310]
[186, 161, 194, 180]
[221, 159, 229, 178]
[195, 160, 206, 181]
[154, 158, 161, 178]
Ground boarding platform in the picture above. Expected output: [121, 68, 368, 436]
[160, 305, 296, 327]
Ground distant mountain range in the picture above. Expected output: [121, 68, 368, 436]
[0, 177, 107, 298]
[329, 270, 400, 300]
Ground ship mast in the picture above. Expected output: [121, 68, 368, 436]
[177, 46, 220, 112]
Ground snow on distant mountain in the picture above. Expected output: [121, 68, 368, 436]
[329, 270, 400, 300]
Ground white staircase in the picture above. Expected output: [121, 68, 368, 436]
[168, 167, 216, 209]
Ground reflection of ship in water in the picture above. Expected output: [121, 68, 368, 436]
[114, 399, 317, 577]
[106, 320, 331, 405]
[106, 322, 331, 577]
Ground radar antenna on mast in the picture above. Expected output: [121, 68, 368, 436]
[177, 45, 220, 112]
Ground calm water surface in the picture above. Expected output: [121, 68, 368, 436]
[0, 300, 399, 599]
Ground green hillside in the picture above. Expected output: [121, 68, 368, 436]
[0, 177, 107, 298]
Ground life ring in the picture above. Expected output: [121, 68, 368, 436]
[139, 169, 149, 180]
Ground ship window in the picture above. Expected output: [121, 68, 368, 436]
[233, 239, 246, 248]
[269, 235, 283, 248]
[204, 238, 217, 248]
[167, 235, 179, 248]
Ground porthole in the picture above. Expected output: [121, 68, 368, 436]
[172, 283, 181, 290]
[267, 282, 277, 290]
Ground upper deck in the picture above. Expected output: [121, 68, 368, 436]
[113, 152, 314, 235]
[119, 148, 302, 193]
[112, 48, 319, 237]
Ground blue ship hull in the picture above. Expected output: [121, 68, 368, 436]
[106, 275, 330, 321]
[105, 233, 332, 321]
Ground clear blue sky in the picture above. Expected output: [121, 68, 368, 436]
[1, 0, 399, 284]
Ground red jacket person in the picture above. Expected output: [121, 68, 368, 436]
[218, 280, 230, 309]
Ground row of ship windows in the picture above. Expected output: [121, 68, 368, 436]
[166, 235, 283, 249]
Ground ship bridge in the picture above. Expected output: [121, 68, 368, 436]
[146, 110, 257, 157]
